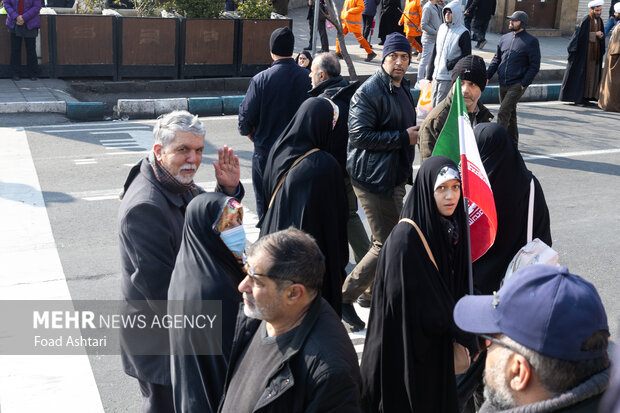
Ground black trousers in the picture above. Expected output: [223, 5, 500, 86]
[308, 9, 329, 52]
[138, 380, 175, 413]
[362, 14, 374, 43]
[10, 32, 38, 77]
[471, 15, 491, 42]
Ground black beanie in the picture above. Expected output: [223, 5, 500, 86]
[382, 33, 412, 62]
[270, 27, 294, 57]
[451, 55, 487, 92]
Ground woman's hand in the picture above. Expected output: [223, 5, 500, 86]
[16, 15, 25, 25]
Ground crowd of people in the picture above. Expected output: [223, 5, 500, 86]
[117, 6, 620, 413]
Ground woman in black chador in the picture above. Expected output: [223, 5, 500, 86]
[473, 123, 552, 294]
[259, 97, 348, 316]
[360, 156, 475, 413]
[168, 192, 246, 413]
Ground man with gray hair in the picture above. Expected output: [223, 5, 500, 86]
[453, 265, 611, 412]
[219, 228, 361, 412]
[118, 110, 243, 412]
[308, 53, 370, 287]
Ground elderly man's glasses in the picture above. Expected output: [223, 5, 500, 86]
[480, 334, 531, 365]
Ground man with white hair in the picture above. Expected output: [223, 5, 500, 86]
[560, 0, 606, 106]
[118, 110, 243, 412]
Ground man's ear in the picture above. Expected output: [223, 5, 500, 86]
[285, 284, 306, 304]
[509, 354, 532, 392]
[153, 143, 163, 162]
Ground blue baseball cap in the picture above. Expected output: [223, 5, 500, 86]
[453, 265, 608, 361]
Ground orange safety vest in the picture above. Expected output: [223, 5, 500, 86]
[340, 0, 365, 27]
[399, 0, 422, 37]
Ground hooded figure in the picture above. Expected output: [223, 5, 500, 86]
[473, 123, 552, 294]
[428, 0, 471, 106]
[168, 192, 245, 413]
[360, 156, 475, 413]
[259, 97, 349, 316]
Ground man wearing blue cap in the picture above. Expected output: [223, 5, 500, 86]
[342, 32, 419, 331]
[453, 265, 611, 412]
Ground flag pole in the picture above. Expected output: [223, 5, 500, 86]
[463, 196, 474, 295]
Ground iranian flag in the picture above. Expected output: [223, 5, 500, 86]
[432, 78, 497, 262]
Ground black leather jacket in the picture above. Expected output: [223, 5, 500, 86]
[219, 297, 361, 413]
[346, 68, 415, 196]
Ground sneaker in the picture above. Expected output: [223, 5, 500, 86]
[478, 40, 487, 50]
[342, 303, 365, 331]
[335, 52, 343, 59]
[12, 75, 20, 81]
[303, 45, 312, 50]
[365, 51, 377, 62]
[30, 76, 38, 81]
[357, 296, 371, 308]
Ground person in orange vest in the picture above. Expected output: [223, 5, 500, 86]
[336, 0, 378, 62]
[399, 0, 423, 54]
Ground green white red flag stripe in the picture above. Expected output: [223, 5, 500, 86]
[432, 78, 497, 261]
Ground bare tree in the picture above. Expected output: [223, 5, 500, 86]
[322, 0, 358, 80]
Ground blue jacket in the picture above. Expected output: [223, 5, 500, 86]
[238, 58, 312, 153]
[487, 29, 540, 87]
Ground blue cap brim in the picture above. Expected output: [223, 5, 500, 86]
[453, 295, 501, 334]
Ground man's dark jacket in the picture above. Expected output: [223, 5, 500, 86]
[308, 75, 360, 174]
[559, 14, 606, 102]
[218, 297, 362, 413]
[347, 68, 415, 196]
[118, 158, 243, 385]
[487, 29, 541, 87]
[238, 58, 312, 152]
[418, 89, 493, 162]
[464, 0, 496, 19]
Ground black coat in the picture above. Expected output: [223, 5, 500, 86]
[219, 297, 362, 413]
[168, 193, 245, 413]
[472, 123, 552, 294]
[465, 0, 495, 19]
[118, 158, 243, 385]
[378, 0, 404, 39]
[308, 75, 360, 174]
[347, 68, 416, 196]
[360, 156, 475, 413]
[238, 58, 312, 153]
[259, 98, 349, 316]
[559, 14, 605, 102]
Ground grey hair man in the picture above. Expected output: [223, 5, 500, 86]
[308, 53, 370, 291]
[219, 228, 362, 413]
[118, 110, 243, 412]
[454, 265, 611, 412]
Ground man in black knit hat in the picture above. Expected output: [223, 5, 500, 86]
[238, 26, 312, 220]
[419, 54, 493, 162]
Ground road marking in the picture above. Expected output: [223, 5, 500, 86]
[71, 179, 254, 201]
[99, 138, 135, 142]
[106, 151, 149, 156]
[0, 127, 104, 413]
[105, 145, 141, 149]
[39, 127, 150, 133]
[91, 129, 150, 135]
[523, 148, 620, 161]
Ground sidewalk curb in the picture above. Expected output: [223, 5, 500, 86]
[0, 101, 66, 114]
[66, 102, 105, 121]
[2, 84, 564, 119]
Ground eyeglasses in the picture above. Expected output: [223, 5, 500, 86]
[243, 262, 270, 279]
[479, 334, 531, 365]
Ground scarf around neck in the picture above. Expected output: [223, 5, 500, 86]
[148, 151, 199, 197]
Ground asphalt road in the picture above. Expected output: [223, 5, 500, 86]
[2, 101, 620, 411]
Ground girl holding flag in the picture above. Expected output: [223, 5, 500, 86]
[360, 156, 477, 413]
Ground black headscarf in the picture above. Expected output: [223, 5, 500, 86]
[295, 50, 313, 69]
[360, 156, 471, 413]
[262, 97, 335, 204]
[259, 97, 348, 316]
[168, 192, 244, 413]
[473, 123, 552, 294]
